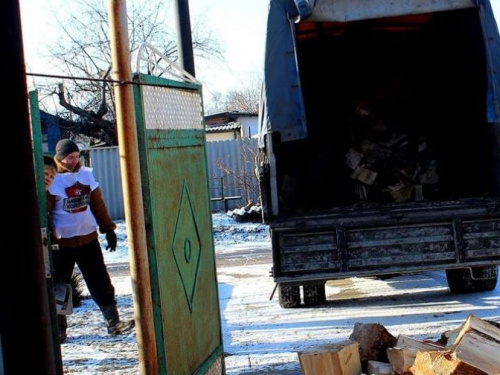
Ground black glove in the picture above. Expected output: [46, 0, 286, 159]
[105, 230, 117, 251]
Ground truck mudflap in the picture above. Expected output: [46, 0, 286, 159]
[270, 198, 500, 283]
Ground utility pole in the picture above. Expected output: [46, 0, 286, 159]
[108, 1, 157, 374]
[173, 0, 196, 76]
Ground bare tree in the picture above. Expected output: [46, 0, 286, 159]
[207, 73, 261, 114]
[37, 0, 223, 146]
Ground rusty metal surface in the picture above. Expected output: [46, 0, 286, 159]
[109, 2, 156, 374]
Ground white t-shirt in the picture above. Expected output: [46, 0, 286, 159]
[49, 167, 100, 239]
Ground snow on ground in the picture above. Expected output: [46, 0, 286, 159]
[61, 212, 500, 374]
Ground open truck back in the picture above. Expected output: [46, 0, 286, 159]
[257, 0, 500, 307]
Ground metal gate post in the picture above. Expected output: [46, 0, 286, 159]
[108, 1, 157, 374]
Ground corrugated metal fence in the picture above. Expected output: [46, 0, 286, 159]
[89, 147, 125, 220]
[90, 138, 259, 220]
[206, 138, 260, 213]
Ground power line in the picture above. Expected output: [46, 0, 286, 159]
[26, 71, 199, 90]
[26, 72, 128, 85]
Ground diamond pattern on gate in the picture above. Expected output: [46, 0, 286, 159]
[172, 181, 202, 313]
[142, 85, 203, 130]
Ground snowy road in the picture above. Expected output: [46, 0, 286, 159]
[215, 246, 499, 374]
[60, 217, 499, 374]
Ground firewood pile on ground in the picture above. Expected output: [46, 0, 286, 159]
[297, 314, 500, 375]
[227, 201, 262, 222]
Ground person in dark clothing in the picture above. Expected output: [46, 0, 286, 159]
[47, 139, 134, 343]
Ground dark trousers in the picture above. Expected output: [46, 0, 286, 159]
[54, 237, 116, 308]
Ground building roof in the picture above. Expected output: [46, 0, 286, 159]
[205, 111, 258, 125]
[205, 111, 257, 118]
[205, 122, 241, 133]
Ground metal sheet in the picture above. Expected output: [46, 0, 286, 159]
[307, 0, 475, 22]
[134, 74, 223, 374]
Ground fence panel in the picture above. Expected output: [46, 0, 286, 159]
[89, 139, 259, 220]
[206, 139, 259, 212]
[89, 147, 125, 220]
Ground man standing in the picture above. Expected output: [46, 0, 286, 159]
[47, 139, 134, 342]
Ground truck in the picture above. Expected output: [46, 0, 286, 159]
[256, 0, 500, 308]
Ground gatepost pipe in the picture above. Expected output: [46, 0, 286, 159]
[108, 1, 158, 374]
[0, 1, 59, 374]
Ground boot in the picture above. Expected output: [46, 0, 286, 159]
[100, 303, 135, 336]
[57, 314, 68, 344]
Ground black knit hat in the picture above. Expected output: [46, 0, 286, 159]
[55, 139, 79, 160]
[43, 155, 56, 168]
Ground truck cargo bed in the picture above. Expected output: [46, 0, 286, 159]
[271, 197, 500, 282]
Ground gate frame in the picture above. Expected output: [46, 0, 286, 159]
[132, 72, 225, 375]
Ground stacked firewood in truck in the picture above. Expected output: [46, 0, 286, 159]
[345, 95, 439, 204]
[297, 314, 500, 375]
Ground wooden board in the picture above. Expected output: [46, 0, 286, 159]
[298, 340, 362, 375]
[409, 350, 487, 375]
[453, 314, 500, 346]
[454, 331, 500, 375]
[388, 334, 445, 373]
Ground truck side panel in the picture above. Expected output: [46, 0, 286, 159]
[273, 201, 500, 282]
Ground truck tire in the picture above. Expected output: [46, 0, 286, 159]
[446, 266, 498, 293]
[303, 284, 326, 306]
[278, 285, 300, 308]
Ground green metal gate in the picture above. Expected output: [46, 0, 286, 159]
[29, 90, 64, 375]
[133, 73, 224, 375]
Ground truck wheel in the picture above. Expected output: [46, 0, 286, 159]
[303, 284, 326, 307]
[446, 266, 498, 293]
[278, 285, 301, 308]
